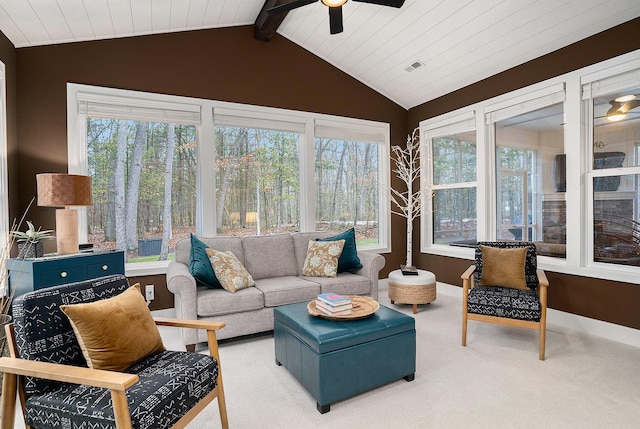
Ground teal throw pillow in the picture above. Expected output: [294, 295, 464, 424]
[317, 228, 363, 273]
[189, 234, 221, 289]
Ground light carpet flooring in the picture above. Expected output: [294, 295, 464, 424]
[12, 281, 640, 428]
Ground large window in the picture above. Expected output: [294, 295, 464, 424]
[423, 114, 477, 246]
[585, 69, 640, 267]
[314, 124, 383, 246]
[87, 118, 197, 262]
[214, 124, 300, 236]
[491, 98, 566, 257]
[68, 84, 390, 271]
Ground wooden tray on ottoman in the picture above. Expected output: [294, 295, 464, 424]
[307, 296, 379, 321]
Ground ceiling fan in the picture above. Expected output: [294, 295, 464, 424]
[267, 0, 406, 35]
[600, 94, 640, 122]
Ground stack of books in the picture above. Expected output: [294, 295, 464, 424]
[315, 293, 353, 316]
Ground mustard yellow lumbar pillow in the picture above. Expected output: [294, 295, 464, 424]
[478, 245, 529, 290]
[60, 284, 165, 371]
[302, 239, 345, 277]
[206, 248, 256, 293]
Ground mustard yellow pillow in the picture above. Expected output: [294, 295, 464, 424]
[302, 240, 345, 277]
[206, 248, 255, 293]
[478, 245, 529, 290]
[60, 284, 165, 371]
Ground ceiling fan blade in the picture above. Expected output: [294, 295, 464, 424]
[329, 6, 344, 34]
[352, 0, 406, 7]
[267, 0, 318, 14]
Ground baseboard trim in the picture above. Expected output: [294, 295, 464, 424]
[388, 280, 640, 349]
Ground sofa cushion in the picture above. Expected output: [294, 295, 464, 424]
[197, 286, 264, 318]
[302, 272, 371, 296]
[254, 276, 321, 307]
[317, 228, 363, 273]
[243, 234, 298, 280]
[24, 350, 218, 429]
[302, 240, 345, 277]
[189, 234, 222, 289]
[292, 231, 334, 274]
[175, 235, 244, 266]
[206, 248, 255, 293]
[60, 284, 165, 371]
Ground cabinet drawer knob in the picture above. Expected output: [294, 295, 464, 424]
[60, 272, 67, 278]
[102, 265, 108, 271]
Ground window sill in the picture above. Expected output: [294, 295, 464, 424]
[125, 260, 171, 277]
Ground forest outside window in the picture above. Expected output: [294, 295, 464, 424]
[314, 123, 384, 247]
[68, 84, 391, 269]
[423, 113, 478, 248]
[213, 121, 301, 237]
[87, 117, 197, 263]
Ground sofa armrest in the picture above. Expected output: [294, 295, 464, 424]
[355, 251, 386, 301]
[166, 261, 198, 321]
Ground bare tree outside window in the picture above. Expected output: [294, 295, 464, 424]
[87, 118, 197, 262]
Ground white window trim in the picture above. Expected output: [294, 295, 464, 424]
[419, 49, 640, 284]
[0, 62, 8, 294]
[67, 84, 391, 276]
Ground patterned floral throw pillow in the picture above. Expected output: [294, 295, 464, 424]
[206, 248, 256, 293]
[302, 239, 345, 277]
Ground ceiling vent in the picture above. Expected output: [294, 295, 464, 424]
[405, 61, 424, 73]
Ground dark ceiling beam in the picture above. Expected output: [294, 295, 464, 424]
[255, 0, 297, 42]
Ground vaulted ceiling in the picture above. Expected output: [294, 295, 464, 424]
[0, 0, 639, 109]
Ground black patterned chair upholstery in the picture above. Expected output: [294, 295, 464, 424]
[461, 242, 549, 360]
[0, 274, 229, 429]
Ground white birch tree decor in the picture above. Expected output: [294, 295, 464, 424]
[390, 127, 422, 268]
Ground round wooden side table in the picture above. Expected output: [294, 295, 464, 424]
[388, 269, 436, 314]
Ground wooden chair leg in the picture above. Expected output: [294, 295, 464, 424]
[462, 311, 468, 346]
[1, 372, 17, 429]
[539, 320, 547, 361]
[111, 389, 133, 428]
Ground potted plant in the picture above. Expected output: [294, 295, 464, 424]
[11, 221, 54, 259]
[390, 128, 423, 274]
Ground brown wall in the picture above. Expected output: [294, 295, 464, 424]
[408, 18, 640, 330]
[0, 30, 18, 224]
[12, 25, 408, 305]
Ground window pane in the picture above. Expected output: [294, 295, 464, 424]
[215, 126, 300, 236]
[433, 188, 477, 244]
[592, 87, 640, 266]
[87, 118, 197, 262]
[314, 138, 379, 246]
[593, 175, 640, 266]
[432, 131, 476, 185]
[494, 103, 566, 257]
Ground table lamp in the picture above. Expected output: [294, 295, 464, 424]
[36, 173, 92, 255]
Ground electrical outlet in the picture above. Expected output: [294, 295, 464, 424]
[145, 284, 155, 301]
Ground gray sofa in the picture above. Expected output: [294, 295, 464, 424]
[166, 232, 386, 347]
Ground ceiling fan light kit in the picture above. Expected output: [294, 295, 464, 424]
[322, 0, 348, 6]
[268, 0, 406, 35]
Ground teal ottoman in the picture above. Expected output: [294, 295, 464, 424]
[274, 301, 416, 413]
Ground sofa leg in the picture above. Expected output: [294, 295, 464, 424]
[186, 344, 196, 353]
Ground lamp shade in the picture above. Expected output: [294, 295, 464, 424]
[36, 173, 92, 207]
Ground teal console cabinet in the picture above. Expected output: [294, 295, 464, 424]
[8, 251, 125, 298]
